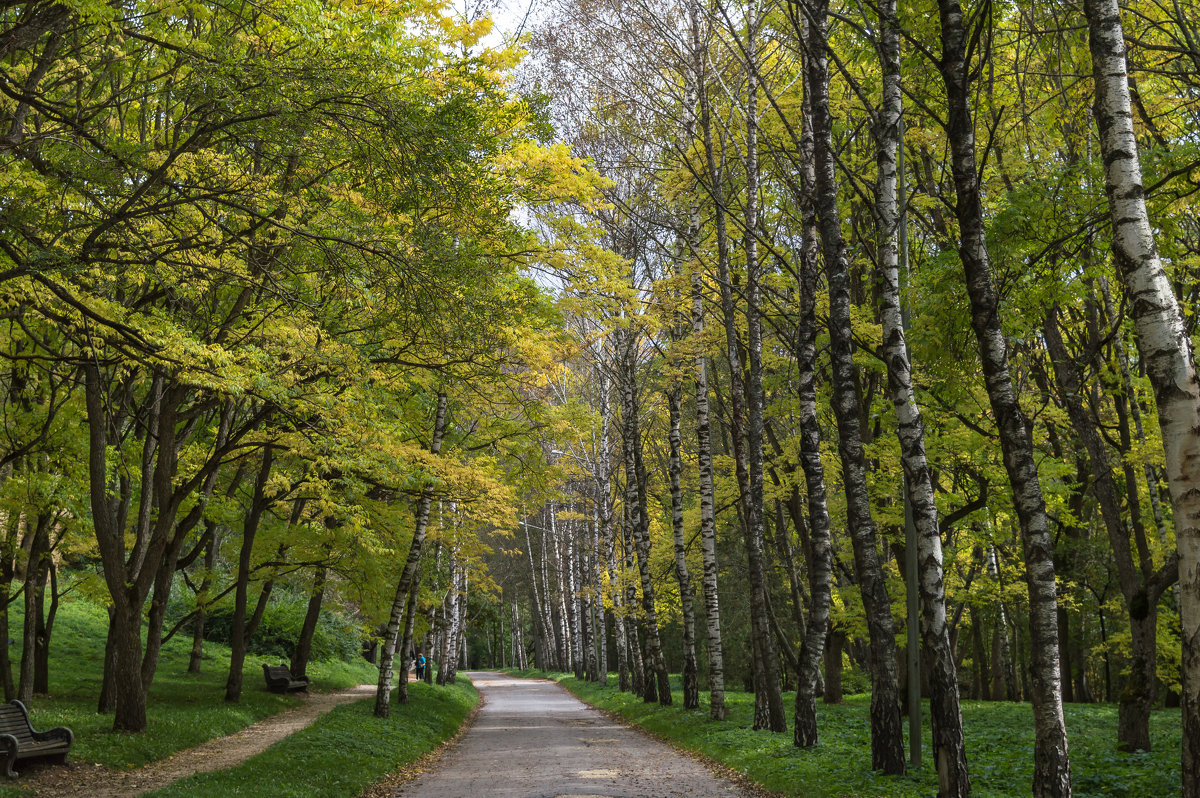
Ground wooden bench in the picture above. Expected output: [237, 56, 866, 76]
[0, 700, 72, 778]
[262, 664, 309, 694]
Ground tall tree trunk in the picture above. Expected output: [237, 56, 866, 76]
[805, 0, 903, 771]
[624, 515, 645, 698]
[873, 0, 968, 789]
[610, 520, 630, 692]
[935, 3, 1071, 792]
[685, 6, 727, 714]
[0, 511, 17, 702]
[589, 504, 604, 682]
[1083, 1, 1200, 789]
[1044, 306, 1177, 750]
[225, 447, 275, 703]
[740, 6, 786, 734]
[18, 512, 50, 703]
[375, 392, 448, 717]
[189, 525, 220, 674]
[396, 561, 423, 704]
[618, 331, 670, 703]
[1100, 277, 1169, 539]
[223, 448, 274, 705]
[33, 555, 56, 696]
[291, 555, 329, 679]
[668, 385, 699, 709]
[440, 557, 463, 685]
[791, 31, 834, 746]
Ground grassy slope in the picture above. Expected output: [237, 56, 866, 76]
[0, 593, 378, 795]
[143, 679, 478, 798]
[512, 670, 1181, 798]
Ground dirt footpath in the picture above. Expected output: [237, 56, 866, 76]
[392, 671, 754, 798]
[22, 683, 376, 797]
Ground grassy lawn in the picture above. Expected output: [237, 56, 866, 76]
[0, 593, 379, 796]
[142, 678, 478, 798]
[507, 670, 1181, 798]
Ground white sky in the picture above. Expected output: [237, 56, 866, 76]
[476, 0, 542, 46]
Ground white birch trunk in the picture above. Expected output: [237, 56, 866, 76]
[874, 0, 968, 790]
[792, 35, 834, 747]
[688, 0, 727, 721]
[935, 2, 1071, 792]
[805, 0, 904, 771]
[374, 393, 448, 717]
[1084, 3, 1200, 789]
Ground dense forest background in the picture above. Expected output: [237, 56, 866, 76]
[0, 1, 1198, 797]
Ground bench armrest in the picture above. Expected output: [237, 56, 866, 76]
[31, 726, 72, 746]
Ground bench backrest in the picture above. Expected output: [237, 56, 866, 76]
[0, 705, 34, 744]
[263, 665, 293, 681]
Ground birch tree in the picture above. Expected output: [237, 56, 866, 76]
[1083, 0, 1200, 789]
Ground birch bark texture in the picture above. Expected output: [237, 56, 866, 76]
[741, 5, 787, 734]
[873, 0, 968, 791]
[668, 384, 700, 709]
[802, 0, 904, 773]
[374, 392, 449, 718]
[619, 325, 672, 705]
[934, 2, 1071, 794]
[791, 65, 834, 748]
[688, 0, 728, 721]
[1083, 1, 1200, 790]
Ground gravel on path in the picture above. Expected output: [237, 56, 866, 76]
[392, 671, 757, 798]
[19, 683, 377, 797]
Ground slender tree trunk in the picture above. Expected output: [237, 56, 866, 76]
[375, 393, 448, 717]
[668, 385, 699, 709]
[618, 327, 670, 704]
[624, 515, 645, 698]
[396, 562, 423, 704]
[1083, 2, 1200, 789]
[933, 2, 1071, 793]
[805, 0, 903, 771]
[225, 447, 275, 703]
[18, 512, 50, 703]
[0, 513, 17, 702]
[1044, 306, 1177, 750]
[290, 559, 328, 679]
[33, 555, 56, 696]
[685, 9, 727, 713]
[792, 38, 833, 746]
[590, 505, 604, 682]
[189, 525, 220, 674]
[441, 558, 463, 685]
[610, 522, 630, 691]
[739, 7, 786, 734]
[873, 0, 967, 788]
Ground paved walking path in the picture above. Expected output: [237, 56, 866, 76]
[392, 671, 753, 798]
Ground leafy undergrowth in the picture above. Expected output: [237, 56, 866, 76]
[142, 679, 478, 798]
[507, 670, 1181, 798]
[0, 595, 378, 797]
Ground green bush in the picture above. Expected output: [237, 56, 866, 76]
[169, 581, 361, 663]
[201, 592, 360, 662]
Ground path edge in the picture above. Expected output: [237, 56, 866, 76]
[548, 679, 786, 798]
[358, 682, 486, 798]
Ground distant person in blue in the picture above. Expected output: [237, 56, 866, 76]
[414, 653, 426, 680]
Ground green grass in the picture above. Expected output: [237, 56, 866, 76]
[507, 670, 1182, 798]
[142, 678, 478, 798]
[0, 593, 379, 796]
